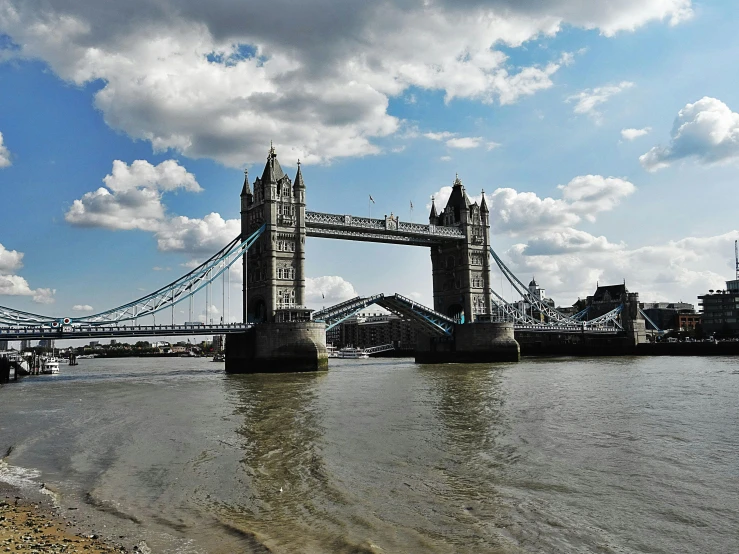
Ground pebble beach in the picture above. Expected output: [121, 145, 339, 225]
[0, 482, 134, 554]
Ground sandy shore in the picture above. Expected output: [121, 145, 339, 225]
[0, 484, 133, 554]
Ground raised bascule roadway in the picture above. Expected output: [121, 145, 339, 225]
[0, 146, 642, 370]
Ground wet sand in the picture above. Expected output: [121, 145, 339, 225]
[0, 482, 132, 554]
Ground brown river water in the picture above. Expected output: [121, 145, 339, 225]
[0, 356, 738, 553]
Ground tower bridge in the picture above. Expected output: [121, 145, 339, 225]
[0, 145, 643, 371]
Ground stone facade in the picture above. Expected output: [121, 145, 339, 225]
[241, 146, 307, 323]
[428, 176, 492, 323]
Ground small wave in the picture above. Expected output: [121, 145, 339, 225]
[83, 491, 142, 524]
[0, 458, 42, 490]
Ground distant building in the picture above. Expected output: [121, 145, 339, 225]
[698, 278, 739, 336]
[38, 339, 53, 348]
[0, 340, 7, 351]
[326, 311, 416, 350]
[20, 340, 30, 351]
[640, 302, 697, 332]
[212, 335, 225, 352]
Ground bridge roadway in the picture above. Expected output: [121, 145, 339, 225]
[0, 323, 251, 340]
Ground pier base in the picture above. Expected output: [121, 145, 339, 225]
[415, 322, 520, 364]
[225, 321, 328, 374]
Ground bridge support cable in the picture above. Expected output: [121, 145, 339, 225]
[488, 246, 578, 325]
[71, 224, 266, 326]
[583, 304, 624, 330]
[571, 306, 590, 321]
[488, 288, 550, 327]
[638, 308, 663, 334]
[0, 306, 59, 327]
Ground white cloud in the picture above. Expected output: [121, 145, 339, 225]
[0, 243, 23, 273]
[103, 159, 201, 193]
[305, 276, 358, 309]
[640, 97, 739, 171]
[557, 175, 636, 221]
[503, 231, 737, 307]
[446, 137, 484, 149]
[430, 174, 635, 236]
[65, 159, 238, 256]
[621, 127, 651, 140]
[424, 132, 456, 141]
[440, 156, 452, 162]
[65, 159, 200, 231]
[425, 132, 499, 150]
[0, 1, 691, 165]
[155, 213, 240, 254]
[566, 81, 634, 120]
[72, 304, 93, 312]
[0, 243, 54, 303]
[0, 131, 11, 167]
[32, 288, 55, 304]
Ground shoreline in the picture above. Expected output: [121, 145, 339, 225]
[0, 471, 143, 553]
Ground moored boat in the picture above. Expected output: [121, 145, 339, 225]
[40, 356, 60, 374]
[337, 346, 369, 359]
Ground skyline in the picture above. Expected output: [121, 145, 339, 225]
[1, 0, 739, 323]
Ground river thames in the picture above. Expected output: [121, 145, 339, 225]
[1, 356, 737, 553]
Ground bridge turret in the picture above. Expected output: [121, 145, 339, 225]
[293, 160, 306, 203]
[429, 196, 439, 225]
[240, 169, 252, 211]
[480, 189, 489, 225]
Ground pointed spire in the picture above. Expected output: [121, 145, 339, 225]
[480, 189, 488, 213]
[261, 143, 285, 183]
[294, 159, 305, 189]
[429, 195, 438, 221]
[240, 168, 251, 197]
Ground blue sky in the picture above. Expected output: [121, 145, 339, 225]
[1, 0, 738, 329]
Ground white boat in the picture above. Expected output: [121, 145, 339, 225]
[326, 344, 339, 358]
[40, 356, 60, 374]
[337, 346, 369, 359]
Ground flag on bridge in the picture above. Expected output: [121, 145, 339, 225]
[369, 195, 375, 203]
[410, 200, 413, 209]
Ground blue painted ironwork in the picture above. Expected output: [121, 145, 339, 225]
[376, 294, 455, 337]
[0, 225, 266, 330]
[639, 308, 664, 334]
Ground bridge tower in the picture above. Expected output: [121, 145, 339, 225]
[429, 176, 493, 323]
[228, 146, 326, 373]
[241, 145, 308, 323]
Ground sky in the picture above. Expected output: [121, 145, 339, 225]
[1, 0, 739, 334]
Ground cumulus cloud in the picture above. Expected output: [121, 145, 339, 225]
[0, 1, 691, 165]
[65, 159, 200, 230]
[155, 213, 240, 254]
[0, 243, 23, 273]
[621, 127, 651, 141]
[72, 304, 93, 312]
[503, 230, 737, 306]
[0, 131, 11, 168]
[567, 81, 634, 120]
[557, 175, 636, 221]
[305, 276, 358, 309]
[103, 159, 201, 193]
[430, 174, 635, 236]
[640, 97, 739, 171]
[0, 242, 54, 303]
